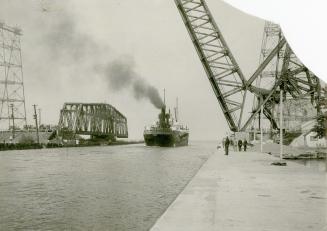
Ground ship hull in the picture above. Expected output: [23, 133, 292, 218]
[144, 131, 189, 147]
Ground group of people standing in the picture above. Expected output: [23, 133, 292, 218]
[223, 136, 247, 155]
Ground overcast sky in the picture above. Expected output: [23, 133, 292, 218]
[0, 0, 265, 140]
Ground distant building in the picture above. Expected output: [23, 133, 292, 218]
[291, 120, 326, 148]
[274, 98, 317, 133]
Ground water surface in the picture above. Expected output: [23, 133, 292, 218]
[0, 141, 215, 230]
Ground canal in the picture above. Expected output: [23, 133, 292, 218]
[0, 141, 215, 231]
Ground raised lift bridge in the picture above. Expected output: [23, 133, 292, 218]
[174, 0, 321, 132]
[58, 103, 128, 140]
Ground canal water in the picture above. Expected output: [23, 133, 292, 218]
[0, 141, 215, 231]
[291, 159, 327, 172]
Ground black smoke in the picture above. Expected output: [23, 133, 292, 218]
[99, 58, 164, 109]
[39, 5, 164, 108]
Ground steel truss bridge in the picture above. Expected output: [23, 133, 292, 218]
[174, 0, 322, 132]
[58, 103, 128, 139]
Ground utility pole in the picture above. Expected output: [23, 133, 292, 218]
[38, 108, 41, 127]
[260, 97, 263, 153]
[279, 87, 283, 161]
[33, 104, 40, 144]
[175, 97, 179, 122]
[10, 104, 15, 139]
[272, 86, 286, 166]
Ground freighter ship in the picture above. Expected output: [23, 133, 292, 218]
[143, 105, 189, 147]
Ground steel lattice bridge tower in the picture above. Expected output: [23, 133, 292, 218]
[174, 0, 321, 132]
[252, 22, 321, 132]
[58, 103, 128, 140]
[0, 23, 27, 131]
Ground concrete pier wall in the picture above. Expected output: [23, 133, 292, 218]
[151, 151, 326, 231]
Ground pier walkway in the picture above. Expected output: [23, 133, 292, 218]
[151, 151, 326, 231]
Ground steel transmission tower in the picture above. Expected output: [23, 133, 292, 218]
[0, 23, 27, 131]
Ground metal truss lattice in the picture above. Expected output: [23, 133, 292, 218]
[175, 0, 322, 133]
[175, 0, 247, 132]
[58, 103, 128, 139]
[253, 22, 322, 131]
[0, 23, 27, 130]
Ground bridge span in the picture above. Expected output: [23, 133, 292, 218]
[58, 103, 128, 140]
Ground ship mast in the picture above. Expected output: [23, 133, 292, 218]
[174, 98, 179, 122]
[163, 89, 166, 108]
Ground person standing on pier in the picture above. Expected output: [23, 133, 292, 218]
[238, 139, 242, 151]
[224, 136, 230, 155]
[243, 139, 248, 152]
[222, 138, 226, 149]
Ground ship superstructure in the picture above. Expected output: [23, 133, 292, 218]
[144, 104, 189, 147]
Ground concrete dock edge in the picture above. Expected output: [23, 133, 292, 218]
[150, 151, 327, 231]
